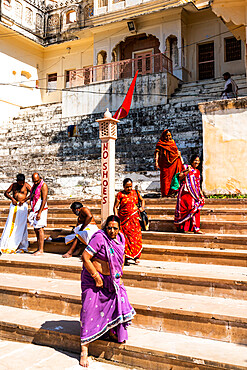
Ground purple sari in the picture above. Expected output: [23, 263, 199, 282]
[80, 230, 135, 345]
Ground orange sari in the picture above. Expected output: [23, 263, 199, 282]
[117, 190, 142, 260]
[155, 132, 182, 197]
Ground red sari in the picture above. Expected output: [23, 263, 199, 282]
[174, 165, 205, 232]
[155, 134, 182, 197]
[116, 190, 142, 260]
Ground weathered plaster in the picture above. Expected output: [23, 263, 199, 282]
[199, 97, 247, 195]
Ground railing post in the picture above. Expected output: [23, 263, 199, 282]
[90, 68, 93, 84]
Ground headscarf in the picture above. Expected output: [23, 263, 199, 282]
[155, 130, 180, 164]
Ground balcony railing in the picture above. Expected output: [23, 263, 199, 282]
[68, 53, 173, 88]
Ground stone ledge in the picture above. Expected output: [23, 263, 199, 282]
[198, 96, 247, 114]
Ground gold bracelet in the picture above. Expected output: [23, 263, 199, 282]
[91, 272, 98, 279]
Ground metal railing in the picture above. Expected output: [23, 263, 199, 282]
[69, 53, 173, 88]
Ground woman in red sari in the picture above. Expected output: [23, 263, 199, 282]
[114, 178, 144, 265]
[174, 155, 205, 233]
[155, 129, 183, 197]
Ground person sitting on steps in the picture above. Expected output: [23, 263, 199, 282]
[60, 202, 98, 258]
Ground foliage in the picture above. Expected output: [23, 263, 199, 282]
[207, 194, 247, 199]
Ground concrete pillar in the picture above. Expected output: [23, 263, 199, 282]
[94, 0, 98, 16]
[96, 108, 120, 223]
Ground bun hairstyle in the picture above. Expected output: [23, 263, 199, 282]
[123, 178, 132, 187]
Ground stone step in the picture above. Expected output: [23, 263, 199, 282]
[1, 206, 246, 221]
[145, 208, 247, 221]
[27, 231, 247, 251]
[174, 82, 247, 96]
[0, 198, 246, 207]
[1, 305, 247, 370]
[1, 206, 247, 222]
[176, 74, 246, 89]
[1, 253, 247, 299]
[141, 244, 247, 267]
[1, 218, 246, 234]
[142, 231, 247, 249]
[1, 273, 247, 344]
[26, 240, 247, 266]
[0, 340, 128, 370]
[150, 219, 247, 234]
[178, 80, 247, 93]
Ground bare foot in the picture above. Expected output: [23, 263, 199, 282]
[33, 250, 44, 256]
[134, 259, 140, 264]
[194, 230, 203, 234]
[62, 252, 72, 258]
[79, 353, 89, 367]
[109, 330, 119, 342]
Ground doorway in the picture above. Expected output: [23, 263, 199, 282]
[198, 42, 214, 80]
[134, 50, 153, 75]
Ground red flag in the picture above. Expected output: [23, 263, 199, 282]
[113, 70, 138, 120]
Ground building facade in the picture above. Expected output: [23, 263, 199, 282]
[0, 0, 246, 119]
[0, 0, 246, 196]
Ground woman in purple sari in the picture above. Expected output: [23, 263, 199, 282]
[80, 215, 135, 367]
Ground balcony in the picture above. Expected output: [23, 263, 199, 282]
[62, 53, 179, 118]
[68, 53, 173, 88]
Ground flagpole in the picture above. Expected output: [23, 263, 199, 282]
[116, 107, 122, 120]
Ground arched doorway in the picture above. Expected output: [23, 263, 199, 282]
[165, 35, 178, 67]
[115, 33, 161, 77]
[96, 50, 107, 81]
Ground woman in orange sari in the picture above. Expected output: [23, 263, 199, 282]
[155, 129, 183, 197]
[114, 178, 144, 265]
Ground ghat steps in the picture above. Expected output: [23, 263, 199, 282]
[1, 76, 246, 198]
[0, 340, 130, 370]
[170, 73, 247, 104]
[0, 197, 247, 369]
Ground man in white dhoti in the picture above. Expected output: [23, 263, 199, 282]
[28, 173, 48, 256]
[62, 202, 98, 258]
[0, 174, 31, 254]
[221, 72, 238, 99]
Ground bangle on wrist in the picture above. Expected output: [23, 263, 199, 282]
[91, 272, 99, 279]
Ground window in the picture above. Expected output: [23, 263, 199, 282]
[15, 1, 22, 20]
[66, 10, 76, 24]
[65, 70, 75, 88]
[225, 37, 241, 62]
[198, 42, 214, 80]
[47, 73, 57, 93]
[25, 7, 33, 25]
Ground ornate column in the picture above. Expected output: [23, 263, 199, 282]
[96, 109, 120, 223]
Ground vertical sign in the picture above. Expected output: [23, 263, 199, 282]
[97, 109, 119, 223]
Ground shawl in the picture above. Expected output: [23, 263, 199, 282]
[30, 180, 44, 211]
[155, 130, 180, 165]
[98, 229, 125, 293]
[183, 165, 202, 202]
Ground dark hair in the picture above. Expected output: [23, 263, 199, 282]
[162, 129, 171, 135]
[104, 215, 121, 230]
[190, 154, 200, 164]
[70, 201, 83, 210]
[123, 178, 132, 187]
[16, 174, 25, 182]
[223, 72, 231, 79]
